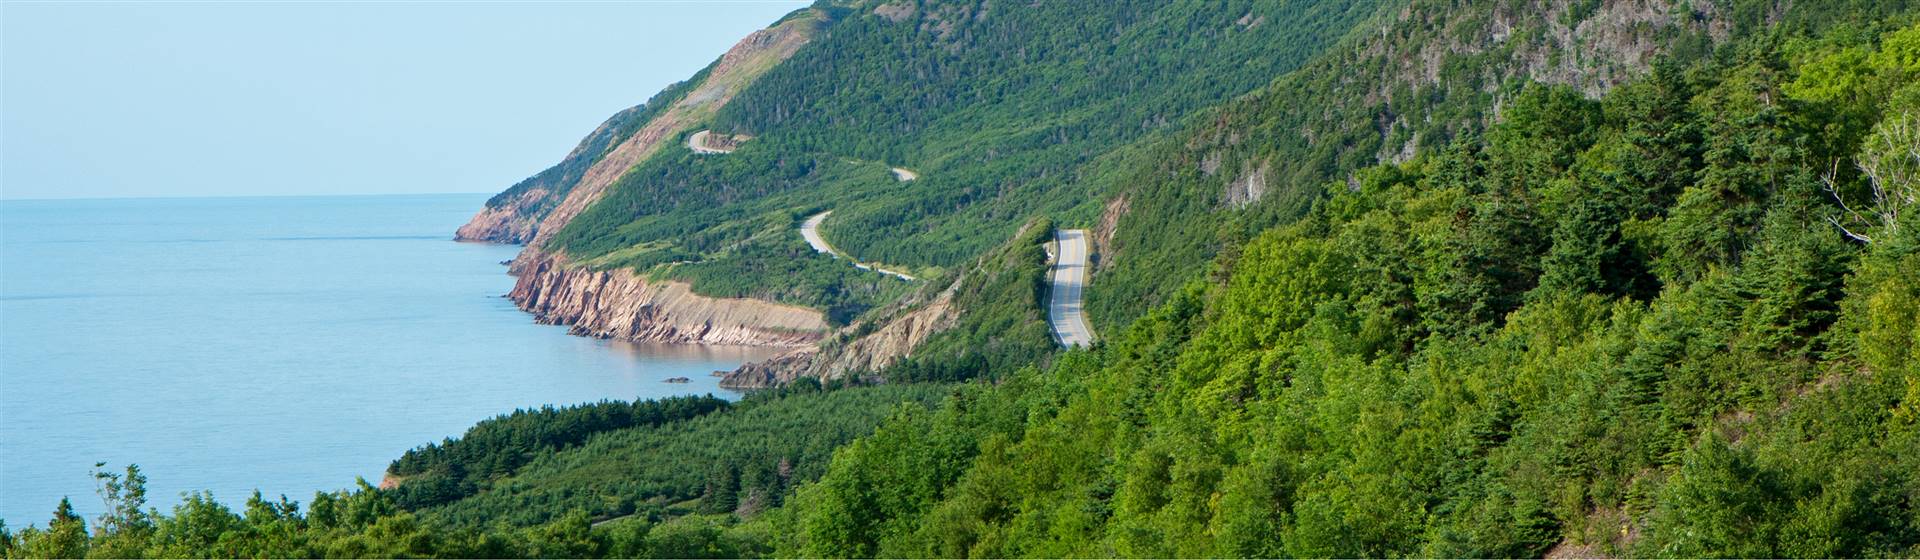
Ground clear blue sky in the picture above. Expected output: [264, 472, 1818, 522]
[0, 1, 808, 200]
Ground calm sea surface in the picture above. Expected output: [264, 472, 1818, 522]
[0, 194, 781, 526]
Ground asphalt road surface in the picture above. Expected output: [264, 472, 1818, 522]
[687, 130, 733, 154]
[1048, 229, 1096, 347]
[800, 211, 916, 281]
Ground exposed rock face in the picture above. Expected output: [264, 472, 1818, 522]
[1092, 194, 1130, 270]
[510, 254, 829, 347]
[1223, 158, 1270, 208]
[720, 281, 961, 388]
[719, 349, 816, 388]
[455, 188, 546, 243]
[873, 1, 915, 23]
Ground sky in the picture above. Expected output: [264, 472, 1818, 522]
[0, 1, 809, 200]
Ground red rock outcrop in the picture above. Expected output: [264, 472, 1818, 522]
[720, 279, 960, 388]
[509, 255, 829, 347]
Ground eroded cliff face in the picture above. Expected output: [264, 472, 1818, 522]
[455, 188, 546, 243]
[510, 255, 829, 347]
[720, 275, 962, 388]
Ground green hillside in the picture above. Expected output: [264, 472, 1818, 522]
[776, 15, 1920, 557]
[547, 0, 1389, 320]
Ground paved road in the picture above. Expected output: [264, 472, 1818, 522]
[687, 130, 733, 154]
[801, 211, 916, 281]
[1049, 229, 1096, 347]
[800, 211, 836, 253]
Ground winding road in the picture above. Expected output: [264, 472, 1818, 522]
[801, 211, 917, 281]
[687, 130, 734, 154]
[1048, 229, 1096, 347]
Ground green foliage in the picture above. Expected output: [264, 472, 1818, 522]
[782, 367, 1075, 557]
[3, 384, 946, 559]
[779, 20, 1920, 557]
[710, 0, 1389, 267]
[880, 219, 1056, 383]
[552, 148, 917, 321]
[1086, 0, 1917, 333]
[416, 383, 950, 530]
[547, 0, 1389, 326]
[9, 499, 87, 559]
[387, 395, 730, 509]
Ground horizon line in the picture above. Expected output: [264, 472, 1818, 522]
[0, 191, 495, 203]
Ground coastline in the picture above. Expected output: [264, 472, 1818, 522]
[506, 251, 831, 348]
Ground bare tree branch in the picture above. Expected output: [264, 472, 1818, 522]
[1829, 111, 1919, 243]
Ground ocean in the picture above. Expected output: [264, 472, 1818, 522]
[0, 194, 781, 526]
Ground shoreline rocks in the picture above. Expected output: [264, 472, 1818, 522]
[509, 253, 830, 348]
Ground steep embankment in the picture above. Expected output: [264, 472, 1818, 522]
[776, 7, 1920, 554]
[721, 281, 958, 388]
[510, 256, 827, 346]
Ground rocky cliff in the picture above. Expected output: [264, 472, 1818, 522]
[455, 189, 547, 243]
[719, 280, 960, 388]
[510, 254, 829, 347]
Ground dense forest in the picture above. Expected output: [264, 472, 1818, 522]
[773, 17, 1920, 557]
[385, 395, 732, 510]
[7, 0, 1919, 558]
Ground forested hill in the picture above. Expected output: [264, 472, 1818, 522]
[540, 0, 1392, 322]
[773, 5, 1920, 557]
[1086, 0, 1920, 329]
[6, 1, 1919, 558]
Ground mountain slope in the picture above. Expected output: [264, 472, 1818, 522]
[545, 0, 1389, 282]
[461, 0, 1395, 383]
[455, 10, 823, 244]
[1086, 0, 1920, 330]
[775, 6, 1920, 557]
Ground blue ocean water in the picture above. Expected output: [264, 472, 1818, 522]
[0, 194, 781, 526]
